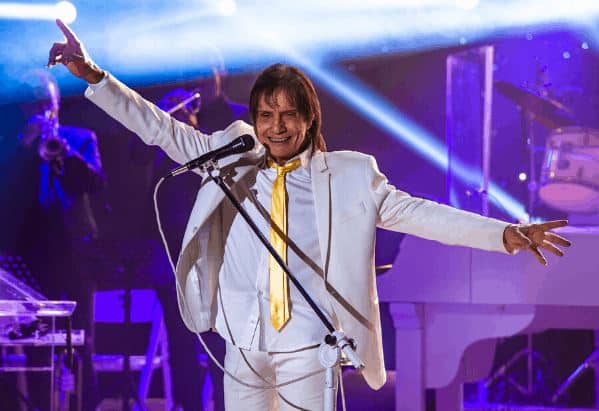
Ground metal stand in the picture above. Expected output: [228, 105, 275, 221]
[482, 111, 550, 403]
[117, 256, 146, 411]
[318, 331, 364, 411]
[552, 349, 598, 403]
[485, 334, 549, 399]
[521, 110, 538, 222]
[201, 161, 364, 410]
[319, 338, 342, 411]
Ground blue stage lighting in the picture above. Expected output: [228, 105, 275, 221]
[3, 0, 599, 103]
[294, 61, 529, 221]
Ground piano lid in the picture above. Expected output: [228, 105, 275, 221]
[0, 268, 76, 317]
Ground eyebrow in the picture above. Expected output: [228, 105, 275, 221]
[257, 108, 297, 114]
[258, 103, 298, 111]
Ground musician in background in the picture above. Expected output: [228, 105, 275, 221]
[0, 69, 105, 410]
[152, 60, 249, 411]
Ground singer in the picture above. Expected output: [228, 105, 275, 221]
[48, 19, 571, 411]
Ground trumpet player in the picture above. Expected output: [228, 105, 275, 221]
[2, 68, 105, 411]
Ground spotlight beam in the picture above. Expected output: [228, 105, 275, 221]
[292, 57, 528, 221]
[244, 19, 529, 221]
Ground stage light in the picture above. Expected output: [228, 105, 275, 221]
[81, 0, 599, 76]
[0, 1, 76, 23]
[519, 172, 528, 182]
[55, 1, 76, 23]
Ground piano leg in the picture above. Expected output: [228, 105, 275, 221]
[436, 379, 463, 411]
[390, 303, 426, 411]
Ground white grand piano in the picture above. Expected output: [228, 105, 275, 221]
[377, 226, 599, 411]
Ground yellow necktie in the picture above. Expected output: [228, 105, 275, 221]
[268, 158, 301, 331]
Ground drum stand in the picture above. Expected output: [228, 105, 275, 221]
[515, 112, 548, 400]
[484, 334, 551, 401]
[551, 349, 598, 403]
[483, 111, 552, 403]
[522, 110, 538, 222]
[552, 331, 599, 405]
[492, 111, 547, 401]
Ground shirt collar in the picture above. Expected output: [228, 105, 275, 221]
[262, 142, 313, 171]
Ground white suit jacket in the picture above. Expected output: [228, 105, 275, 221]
[86, 74, 509, 390]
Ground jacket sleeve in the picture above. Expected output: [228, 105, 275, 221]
[364, 155, 510, 253]
[84, 72, 251, 167]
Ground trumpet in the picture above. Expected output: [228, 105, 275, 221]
[35, 112, 68, 162]
[38, 133, 67, 161]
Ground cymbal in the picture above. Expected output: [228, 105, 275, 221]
[494, 81, 575, 129]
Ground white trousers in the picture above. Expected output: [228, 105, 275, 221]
[223, 342, 333, 411]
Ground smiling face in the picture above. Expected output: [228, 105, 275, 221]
[254, 88, 312, 164]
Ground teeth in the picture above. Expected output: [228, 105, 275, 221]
[269, 137, 290, 142]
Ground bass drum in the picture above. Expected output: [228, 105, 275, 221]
[539, 127, 599, 213]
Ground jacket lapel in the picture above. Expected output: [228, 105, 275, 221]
[178, 147, 265, 263]
[311, 152, 331, 279]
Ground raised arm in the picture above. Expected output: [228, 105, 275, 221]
[48, 19, 252, 166]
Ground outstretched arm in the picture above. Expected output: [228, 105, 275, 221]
[366, 155, 571, 265]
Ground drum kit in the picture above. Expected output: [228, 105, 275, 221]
[486, 81, 599, 405]
[495, 81, 599, 217]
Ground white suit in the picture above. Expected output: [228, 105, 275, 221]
[85, 74, 509, 390]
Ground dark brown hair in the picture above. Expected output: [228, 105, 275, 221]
[249, 63, 326, 152]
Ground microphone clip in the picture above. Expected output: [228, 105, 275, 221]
[198, 159, 220, 176]
[165, 157, 220, 179]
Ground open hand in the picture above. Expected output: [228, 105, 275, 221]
[48, 19, 104, 83]
[503, 219, 571, 265]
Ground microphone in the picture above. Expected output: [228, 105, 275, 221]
[167, 134, 255, 178]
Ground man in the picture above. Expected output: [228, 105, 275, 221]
[152, 66, 250, 411]
[157, 64, 250, 134]
[0, 68, 104, 410]
[48, 19, 570, 410]
[153, 60, 250, 259]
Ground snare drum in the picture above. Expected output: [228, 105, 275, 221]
[539, 127, 599, 213]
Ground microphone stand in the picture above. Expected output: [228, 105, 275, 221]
[199, 160, 364, 411]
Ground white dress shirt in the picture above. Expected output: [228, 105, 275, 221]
[214, 147, 336, 352]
